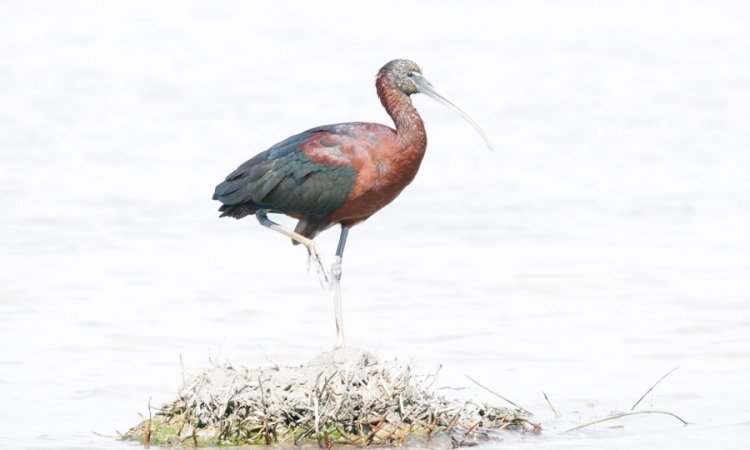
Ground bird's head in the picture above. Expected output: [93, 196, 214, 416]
[379, 59, 423, 95]
[379, 59, 493, 150]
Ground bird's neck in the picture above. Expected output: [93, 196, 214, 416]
[377, 79, 427, 154]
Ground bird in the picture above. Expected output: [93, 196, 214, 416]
[213, 59, 491, 348]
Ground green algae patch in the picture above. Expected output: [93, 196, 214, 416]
[121, 348, 535, 447]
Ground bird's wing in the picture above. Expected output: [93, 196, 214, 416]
[213, 125, 360, 217]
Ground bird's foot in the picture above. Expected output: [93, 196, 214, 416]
[305, 243, 330, 288]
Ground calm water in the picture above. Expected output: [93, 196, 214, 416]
[1, 1, 749, 449]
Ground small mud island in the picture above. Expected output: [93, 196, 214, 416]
[122, 348, 536, 447]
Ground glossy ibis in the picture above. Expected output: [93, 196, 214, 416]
[213, 59, 491, 347]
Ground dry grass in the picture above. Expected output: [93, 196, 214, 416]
[121, 348, 535, 447]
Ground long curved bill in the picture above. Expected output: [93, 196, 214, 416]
[410, 72, 494, 151]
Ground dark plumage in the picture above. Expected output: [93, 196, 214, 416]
[213, 125, 359, 239]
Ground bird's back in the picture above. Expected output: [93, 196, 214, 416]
[213, 122, 403, 237]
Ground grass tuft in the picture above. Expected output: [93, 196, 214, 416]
[121, 348, 533, 447]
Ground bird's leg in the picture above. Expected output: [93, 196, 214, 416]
[331, 226, 350, 348]
[255, 210, 330, 287]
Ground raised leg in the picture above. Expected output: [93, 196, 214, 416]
[331, 226, 350, 348]
[255, 210, 330, 287]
